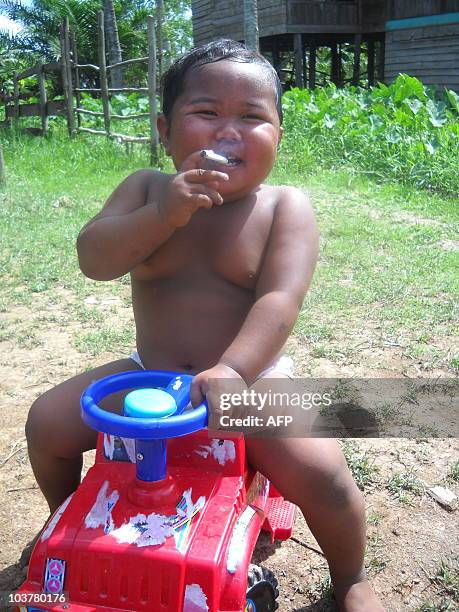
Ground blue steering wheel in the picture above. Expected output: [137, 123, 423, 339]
[81, 370, 208, 440]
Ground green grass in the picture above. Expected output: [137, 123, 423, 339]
[446, 461, 459, 483]
[340, 441, 379, 492]
[1, 127, 458, 365]
[387, 471, 425, 505]
[270, 167, 458, 372]
[418, 556, 459, 609]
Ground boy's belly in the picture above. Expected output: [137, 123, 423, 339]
[132, 278, 254, 373]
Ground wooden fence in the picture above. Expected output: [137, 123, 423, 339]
[0, 10, 160, 165]
[0, 61, 65, 133]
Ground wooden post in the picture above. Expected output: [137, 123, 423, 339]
[377, 39, 385, 83]
[37, 61, 48, 135]
[331, 42, 339, 86]
[61, 19, 75, 136]
[308, 40, 316, 89]
[71, 30, 81, 129]
[338, 43, 343, 87]
[293, 33, 304, 88]
[272, 39, 280, 75]
[0, 143, 5, 185]
[156, 0, 164, 105]
[13, 72, 19, 126]
[352, 34, 362, 86]
[243, 0, 259, 52]
[367, 39, 375, 87]
[147, 15, 159, 166]
[98, 10, 111, 137]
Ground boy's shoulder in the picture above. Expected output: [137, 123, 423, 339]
[126, 167, 167, 187]
[261, 183, 313, 215]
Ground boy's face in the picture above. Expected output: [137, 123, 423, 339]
[158, 60, 283, 202]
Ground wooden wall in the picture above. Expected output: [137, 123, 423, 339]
[286, 0, 358, 32]
[193, 1, 287, 43]
[192, 1, 388, 46]
[363, 0, 387, 30]
[385, 23, 459, 91]
[193, 0, 214, 45]
[387, 1, 459, 20]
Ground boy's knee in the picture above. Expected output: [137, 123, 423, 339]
[26, 393, 52, 447]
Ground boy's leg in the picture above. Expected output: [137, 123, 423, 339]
[25, 359, 141, 514]
[245, 436, 384, 611]
[244, 370, 384, 611]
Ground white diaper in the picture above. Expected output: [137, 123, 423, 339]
[128, 351, 294, 379]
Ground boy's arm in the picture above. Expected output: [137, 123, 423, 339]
[77, 157, 228, 281]
[191, 187, 319, 402]
[77, 169, 174, 280]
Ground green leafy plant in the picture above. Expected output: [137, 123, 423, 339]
[280, 75, 459, 196]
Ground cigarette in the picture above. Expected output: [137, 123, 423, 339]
[200, 149, 229, 165]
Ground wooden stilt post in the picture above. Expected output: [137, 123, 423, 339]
[377, 39, 385, 83]
[331, 42, 339, 85]
[98, 10, 111, 137]
[71, 30, 81, 129]
[338, 43, 343, 87]
[293, 33, 304, 88]
[37, 61, 48, 135]
[308, 40, 316, 89]
[367, 39, 375, 87]
[303, 37, 308, 88]
[147, 15, 159, 166]
[272, 38, 280, 75]
[352, 34, 361, 86]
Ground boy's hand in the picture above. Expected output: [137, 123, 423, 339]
[191, 363, 247, 421]
[161, 151, 229, 228]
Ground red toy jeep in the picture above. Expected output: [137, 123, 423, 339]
[15, 370, 296, 612]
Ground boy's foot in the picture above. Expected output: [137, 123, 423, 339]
[334, 579, 385, 612]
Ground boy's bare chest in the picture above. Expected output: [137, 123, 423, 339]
[132, 197, 275, 288]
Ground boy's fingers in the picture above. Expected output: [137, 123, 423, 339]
[190, 184, 223, 206]
[185, 169, 229, 184]
[179, 150, 209, 171]
[190, 377, 205, 407]
[191, 194, 214, 210]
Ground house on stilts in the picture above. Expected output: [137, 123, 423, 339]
[191, 1, 459, 92]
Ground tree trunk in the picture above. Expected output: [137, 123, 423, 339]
[243, 0, 259, 52]
[103, 0, 123, 88]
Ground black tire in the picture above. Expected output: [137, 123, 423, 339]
[245, 564, 279, 611]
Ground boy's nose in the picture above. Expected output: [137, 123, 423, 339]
[214, 120, 242, 142]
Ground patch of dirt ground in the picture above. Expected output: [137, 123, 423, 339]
[0, 297, 457, 611]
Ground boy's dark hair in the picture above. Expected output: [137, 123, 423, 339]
[161, 39, 283, 124]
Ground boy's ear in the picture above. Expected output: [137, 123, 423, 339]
[157, 114, 171, 155]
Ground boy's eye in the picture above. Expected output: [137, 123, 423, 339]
[243, 114, 264, 121]
[194, 109, 217, 116]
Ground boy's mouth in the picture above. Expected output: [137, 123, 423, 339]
[200, 149, 243, 168]
[215, 151, 242, 166]
[209, 149, 242, 167]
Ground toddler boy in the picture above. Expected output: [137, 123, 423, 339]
[26, 40, 383, 611]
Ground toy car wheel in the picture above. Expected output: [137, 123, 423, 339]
[245, 564, 279, 611]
